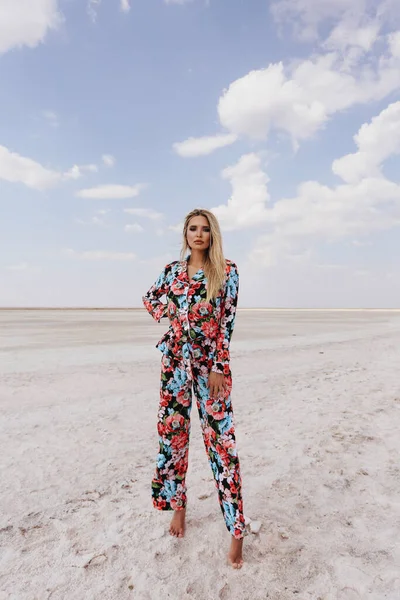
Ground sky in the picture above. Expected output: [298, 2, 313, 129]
[1, 0, 400, 308]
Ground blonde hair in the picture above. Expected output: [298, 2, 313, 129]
[181, 208, 226, 302]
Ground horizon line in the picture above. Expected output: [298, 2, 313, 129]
[1, 307, 400, 311]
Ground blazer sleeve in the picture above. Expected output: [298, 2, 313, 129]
[211, 262, 239, 375]
[142, 265, 169, 323]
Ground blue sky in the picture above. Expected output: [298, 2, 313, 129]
[1, 0, 400, 308]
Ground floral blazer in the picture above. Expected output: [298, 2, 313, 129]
[142, 258, 239, 377]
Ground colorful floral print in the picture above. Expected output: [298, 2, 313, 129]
[142, 258, 245, 539]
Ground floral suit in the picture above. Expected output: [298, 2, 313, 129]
[142, 257, 245, 539]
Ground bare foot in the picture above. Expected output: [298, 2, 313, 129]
[169, 508, 186, 538]
[228, 537, 244, 569]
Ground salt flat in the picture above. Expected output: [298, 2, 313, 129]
[1, 309, 399, 600]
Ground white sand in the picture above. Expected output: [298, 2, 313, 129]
[1, 309, 399, 600]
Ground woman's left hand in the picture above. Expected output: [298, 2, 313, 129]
[208, 371, 227, 399]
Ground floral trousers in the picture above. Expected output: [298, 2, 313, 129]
[151, 347, 245, 539]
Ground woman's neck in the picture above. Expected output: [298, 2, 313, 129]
[188, 249, 206, 267]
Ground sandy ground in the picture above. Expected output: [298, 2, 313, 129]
[1, 309, 400, 600]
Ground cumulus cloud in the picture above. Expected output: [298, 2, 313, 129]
[0, 0, 62, 54]
[250, 175, 400, 267]
[333, 101, 400, 183]
[76, 184, 145, 199]
[323, 18, 381, 55]
[173, 133, 237, 157]
[65, 249, 136, 261]
[0, 144, 100, 190]
[211, 103, 400, 267]
[0, 145, 61, 190]
[218, 62, 326, 143]
[211, 153, 271, 230]
[217, 38, 400, 146]
[248, 104, 400, 266]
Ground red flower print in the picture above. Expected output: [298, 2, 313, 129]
[217, 437, 236, 466]
[160, 388, 172, 407]
[229, 481, 238, 495]
[172, 342, 181, 355]
[171, 320, 183, 339]
[188, 281, 201, 292]
[167, 302, 177, 317]
[203, 425, 217, 447]
[165, 413, 185, 433]
[155, 498, 167, 509]
[157, 422, 167, 436]
[171, 280, 186, 295]
[205, 398, 226, 420]
[189, 301, 213, 322]
[171, 430, 189, 450]
[176, 389, 191, 407]
[174, 457, 188, 477]
[201, 319, 219, 338]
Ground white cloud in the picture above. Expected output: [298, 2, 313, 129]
[324, 19, 380, 54]
[120, 0, 131, 12]
[210, 103, 400, 268]
[65, 249, 136, 261]
[333, 101, 400, 183]
[65, 164, 98, 180]
[0, 145, 61, 190]
[211, 153, 271, 230]
[217, 35, 400, 146]
[173, 133, 237, 157]
[76, 184, 145, 199]
[124, 223, 144, 233]
[249, 175, 400, 267]
[123, 208, 163, 220]
[0, 0, 62, 54]
[102, 154, 116, 167]
[0, 144, 100, 190]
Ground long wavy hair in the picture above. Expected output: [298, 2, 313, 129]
[180, 208, 226, 302]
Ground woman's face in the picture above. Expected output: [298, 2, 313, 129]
[186, 215, 211, 251]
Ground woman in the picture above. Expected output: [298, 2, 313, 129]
[142, 208, 245, 568]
